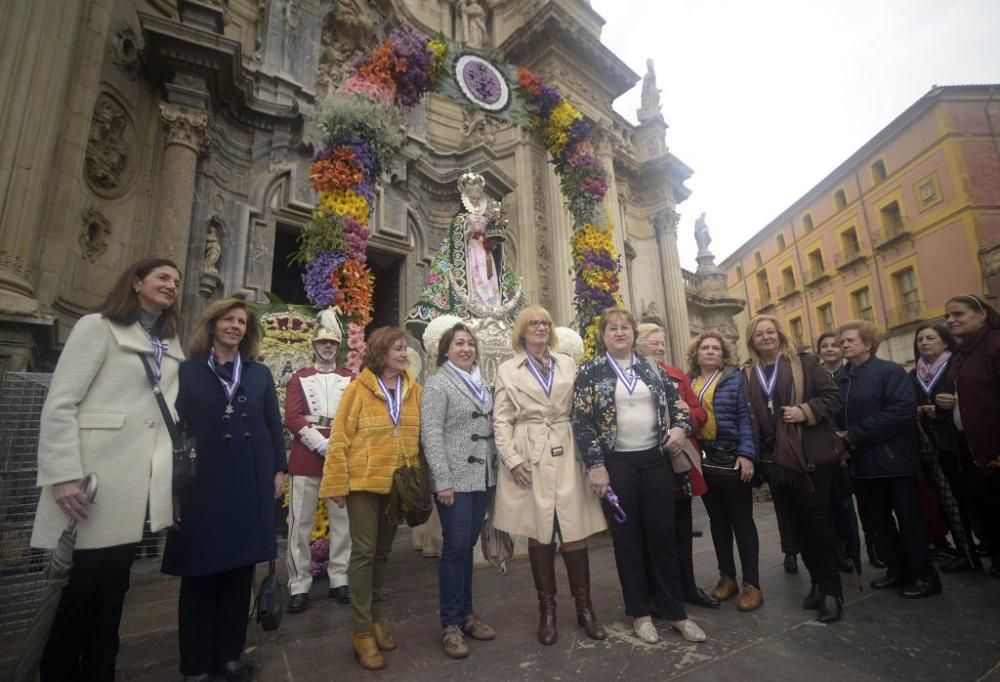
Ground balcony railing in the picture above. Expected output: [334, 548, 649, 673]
[886, 300, 924, 329]
[755, 294, 775, 311]
[834, 244, 866, 269]
[775, 284, 800, 300]
[873, 217, 910, 249]
[804, 267, 829, 286]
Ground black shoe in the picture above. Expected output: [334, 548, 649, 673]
[899, 579, 942, 599]
[684, 588, 721, 609]
[866, 542, 887, 569]
[287, 593, 309, 614]
[801, 584, 823, 610]
[692, 529, 704, 538]
[837, 550, 855, 573]
[783, 553, 799, 574]
[816, 594, 843, 623]
[939, 556, 977, 573]
[990, 560, 1000, 579]
[329, 585, 351, 604]
[220, 660, 253, 682]
[870, 573, 906, 590]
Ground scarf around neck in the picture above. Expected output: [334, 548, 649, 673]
[916, 351, 951, 384]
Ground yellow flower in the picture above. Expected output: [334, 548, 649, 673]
[544, 100, 583, 154]
[319, 189, 370, 225]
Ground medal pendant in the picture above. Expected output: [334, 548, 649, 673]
[393, 426, 399, 438]
[767, 399, 774, 414]
[225, 404, 234, 415]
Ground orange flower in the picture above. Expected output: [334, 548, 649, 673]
[330, 260, 374, 324]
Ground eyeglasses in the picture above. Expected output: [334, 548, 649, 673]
[528, 320, 551, 329]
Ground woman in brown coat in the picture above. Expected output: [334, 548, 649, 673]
[493, 305, 607, 645]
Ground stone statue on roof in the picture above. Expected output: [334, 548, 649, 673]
[695, 212, 712, 255]
[637, 58, 662, 123]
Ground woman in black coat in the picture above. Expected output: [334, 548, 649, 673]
[834, 320, 940, 599]
[163, 298, 287, 682]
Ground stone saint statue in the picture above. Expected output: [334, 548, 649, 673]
[203, 225, 222, 276]
[460, 0, 487, 48]
[637, 58, 662, 123]
[405, 171, 525, 353]
[695, 212, 712, 255]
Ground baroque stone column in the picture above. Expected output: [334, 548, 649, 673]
[653, 208, 691, 365]
[150, 103, 208, 265]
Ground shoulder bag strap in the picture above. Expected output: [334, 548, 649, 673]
[138, 352, 183, 450]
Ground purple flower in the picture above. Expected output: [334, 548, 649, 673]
[303, 250, 347, 308]
[462, 62, 502, 104]
[389, 25, 433, 107]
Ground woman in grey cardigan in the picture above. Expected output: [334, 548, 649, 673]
[421, 322, 498, 659]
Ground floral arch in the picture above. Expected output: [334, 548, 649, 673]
[296, 24, 622, 362]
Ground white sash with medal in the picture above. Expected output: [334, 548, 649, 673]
[376, 375, 402, 436]
[606, 353, 639, 405]
[755, 363, 778, 414]
[449, 362, 487, 407]
[525, 353, 554, 398]
[916, 361, 949, 397]
[208, 349, 243, 416]
[696, 369, 722, 405]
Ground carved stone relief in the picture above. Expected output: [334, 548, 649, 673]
[79, 208, 111, 263]
[317, 0, 377, 97]
[160, 103, 210, 153]
[85, 93, 137, 198]
[461, 109, 513, 146]
[200, 217, 225, 296]
[109, 24, 144, 78]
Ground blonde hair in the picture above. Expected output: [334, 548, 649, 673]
[837, 320, 882, 354]
[687, 332, 733, 374]
[512, 305, 558, 352]
[636, 323, 665, 355]
[189, 298, 261, 358]
[745, 314, 797, 367]
[597, 307, 638, 353]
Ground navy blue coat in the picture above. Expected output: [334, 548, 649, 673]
[690, 366, 757, 460]
[834, 356, 919, 479]
[162, 354, 287, 577]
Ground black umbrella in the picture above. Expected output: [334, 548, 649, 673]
[918, 428, 973, 562]
[12, 473, 98, 682]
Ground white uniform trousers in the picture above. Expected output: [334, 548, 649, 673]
[286, 474, 351, 595]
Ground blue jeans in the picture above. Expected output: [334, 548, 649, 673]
[437, 489, 490, 628]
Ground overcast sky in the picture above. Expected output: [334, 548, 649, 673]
[590, 0, 1000, 269]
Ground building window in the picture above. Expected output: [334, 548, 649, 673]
[817, 303, 835, 332]
[777, 234, 786, 252]
[917, 176, 939, 206]
[754, 251, 763, 267]
[782, 266, 796, 292]
[834, 189, 847, 211]
[757, 270, 771, 304]
[790, 317, 805, 348]
[841, 227, 861, 256]
[808, 250, 825, 275]
[851, 287, 874, 323]
[802, 213, 814, 232]
[735, 265, 744, 282]
[871, 159, 887, 184]
[880, 200, 903, 236]
[894, 267, 919, 306]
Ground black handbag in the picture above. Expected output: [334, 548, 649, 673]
[139, 355, 198, 509]
[701, 441, 742, 484]
[256, 559, 284, 631]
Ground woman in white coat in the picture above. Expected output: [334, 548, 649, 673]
[31, 258, 184, 681]
[493, 305, 607, 646]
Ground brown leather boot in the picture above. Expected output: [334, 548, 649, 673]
[561, 547, 606, 640]
[737, 583, 764, 612]
[528, 543, 558, 645]
[372, 621, 396, 651]
[711, 574, 739, 601]
[352, 631, 385, 670]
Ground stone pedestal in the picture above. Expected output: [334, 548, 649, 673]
[653, 208, 692, 365]
[150, 103, 208, 265]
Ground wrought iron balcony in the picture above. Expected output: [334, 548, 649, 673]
[886, 300, 924, 328]
[873, 216, 910, 249]
[834, 244, 866, 269]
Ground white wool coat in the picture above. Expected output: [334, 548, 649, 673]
[30, 314, 183, 549]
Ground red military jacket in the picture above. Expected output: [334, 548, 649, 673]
[284, 366, 353, 477]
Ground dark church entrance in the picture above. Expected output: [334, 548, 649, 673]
[270, 223, 310, 305]
[366, 249, 404, 332]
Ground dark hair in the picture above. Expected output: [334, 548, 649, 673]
[815, 332, 837, 354]
[363, 327, 408, 376]
[912, 323, 958, 361]
[687, 332, 733, 374]
[188, 298, 261, 358]
[96, 258, 181, 339]
[436, 323, 479, 367]
[945, 294, 1000, 330]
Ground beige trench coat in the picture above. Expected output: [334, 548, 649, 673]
[492, 351, 606, 543]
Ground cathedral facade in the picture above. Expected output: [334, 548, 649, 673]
[0, 0, 742, 372]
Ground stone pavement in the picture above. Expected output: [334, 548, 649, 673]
[5, 503, 1000, 681]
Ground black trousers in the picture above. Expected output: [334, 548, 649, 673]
[854, 475, 937, 583]
[964, 464, 1000, 559]
[605, 448, 686, 620]
[772, 463, 843, 596]
[674, 497, 699, 597]
[178, 565, 254, 675]
[762, 462, 799, 555]
[702, 480, 760, 587]
[40, 543, 137, 682]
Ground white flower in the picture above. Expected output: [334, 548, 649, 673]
[423, 314, 467, 356]
[555, 326, 584, 365]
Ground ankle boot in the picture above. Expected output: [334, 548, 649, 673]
[801, 583, 822, 610]
[528, 543, 558, 645]
[352, 631, 385, 670]
[561, 547, 606, 641]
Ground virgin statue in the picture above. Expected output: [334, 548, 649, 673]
[405, 171, 524, 359]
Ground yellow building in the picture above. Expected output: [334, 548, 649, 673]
[721, 84, 1000, 364]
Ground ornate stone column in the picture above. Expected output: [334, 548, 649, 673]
[151, 103, 209, 265]
[653, 208, 692, 365]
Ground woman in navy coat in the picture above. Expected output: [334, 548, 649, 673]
[163, 298, 287, 682]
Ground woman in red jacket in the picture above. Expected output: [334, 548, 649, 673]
[637, 324, 719, 608]
[944, 293, 1000, 578]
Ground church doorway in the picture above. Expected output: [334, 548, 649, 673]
[367, 249, 403, 331]
[270, 222, 309, 305]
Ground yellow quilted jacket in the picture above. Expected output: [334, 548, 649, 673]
[320, 368, 422, 497]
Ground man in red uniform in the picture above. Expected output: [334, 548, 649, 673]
[285, 324, 353, 613]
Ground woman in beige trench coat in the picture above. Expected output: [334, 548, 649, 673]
[493, 305, 607, 646]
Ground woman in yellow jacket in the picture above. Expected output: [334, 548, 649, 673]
[321, 327, 422, 671]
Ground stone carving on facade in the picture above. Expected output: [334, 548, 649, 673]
[652, 207, 680, 236]
[79, 208, 111, 263]
[459, 0, 488, 48]
[637, 58, 663, 123]
[317, 0, 376, 96]
[461, 109, 511, 146]
[85, 94, 136, 197]
[109, 24, 144, 78]
[159, 103, 209, 154]
[642, 301, 660, 321]
[200, 220, 224, 296]
[694, 212, 711, 254]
